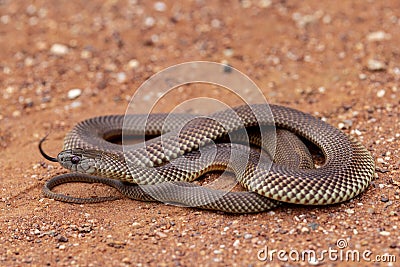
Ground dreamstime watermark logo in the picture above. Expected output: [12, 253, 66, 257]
[121, 61, 276, 207]
[257, 239, 397, 264]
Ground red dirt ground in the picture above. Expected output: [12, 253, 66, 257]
[1, 1, 399, 266]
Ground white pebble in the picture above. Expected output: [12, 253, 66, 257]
[258, 0, 272, 8]
[67, 88, 82, 99]
[1, 15, 10, 24]
[244, 233, 253, 239]
[116, 72, 126, 83]
[377, 158, 385, 164]
[26, 4, 37, 15]
[50, 43, 69, 55]
[211, 19, 221, 28]
[128, 59, 139, 69]
[213, 249, 222, 255]
[154, 2, 166, 12]
[367, 31, 390, 42]
[12, 110, 21, 117]
[345, 209, 355, 214]
[131, 222, 141, 228]
[233, 240, 240, 248]
[376, 89, 385, 98]
[301, 226, 310, 233]
[367, 59, 386, 71]
[144, 17, 155, 27]
[223, 48, 234, 57]
[379, 231, 390, 236]
[322, 14, 332, 24]
[69, 101, 82, 109]
[24, 57, 34, 66]
[358, 73, 367, 80]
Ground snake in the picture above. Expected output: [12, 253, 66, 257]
[39, 104, 375, 213]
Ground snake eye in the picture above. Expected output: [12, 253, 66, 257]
[71, 156, 80, 164]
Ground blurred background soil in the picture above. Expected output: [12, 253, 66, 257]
[0, 0, 399, 266]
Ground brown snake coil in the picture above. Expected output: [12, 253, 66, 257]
[40, 104, 375, 213]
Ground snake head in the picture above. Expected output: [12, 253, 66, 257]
[57, 148, 99, 174]
[57, 148, 127, 178]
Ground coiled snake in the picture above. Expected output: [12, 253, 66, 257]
[39, 104, 375, 213]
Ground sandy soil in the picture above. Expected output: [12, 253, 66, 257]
[1, 1, 399, 266]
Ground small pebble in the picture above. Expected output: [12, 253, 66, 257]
[211, 19, 221, 28]
[244, 233, 253, 239]
[301, 227, 310, 233]
[131, 222, 141, 228]
[58, 244, 66, 250]
[223, 48, 234, 57]
[128, 59, 139, 69]
[308, 222, 319, 230]
[116, 72, 126, 83]
[50, 43, 69, 55]
[377, 158, 386, 164]
[41, 96, 52, 103]
[343, 119, 353, 127]
[359, 73, 367, 80]
[156, 232, 167, 238]
[154, 2, 166, 12]
[80, 50, 92, 59]
[345, 209, 355, 214]
[353, 129, 362, 136]
[233, 240, 240, 248]
[1, 15, 10, 24]
[69, 101, 82, 109]
[367, 59, 386, 71]
[144, 17, 155, 27]
[67, 88, 82, 99]
[12, 110, 21, 117]
[24, 57, 34, 66]
[122, 257, 131, 264]
[367, 31, 390, 42]
[381, 196, 389, 203]
[258, 0, 272, 8]
[376, 89, 385, 98]
[379, 231, 390, 236]
[58, 236, 68, 242]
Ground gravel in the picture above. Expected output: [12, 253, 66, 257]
[50, 43, 69, 56]
[67, 88, 82, 100]
[1, 1, 399, 266]
[367, 59, 387, 71]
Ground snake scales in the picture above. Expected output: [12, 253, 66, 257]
[39, 104, 375, 213]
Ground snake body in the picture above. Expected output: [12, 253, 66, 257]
[41, 104, 375, 213]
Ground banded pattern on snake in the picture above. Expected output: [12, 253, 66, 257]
[39, 104, 375, 213]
